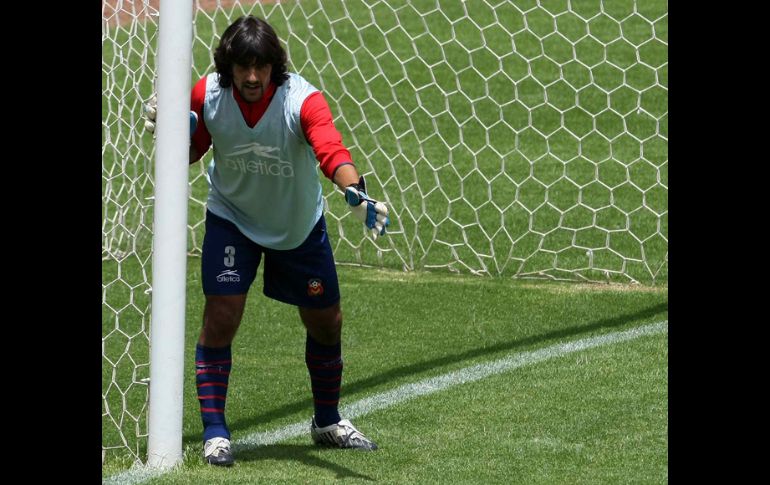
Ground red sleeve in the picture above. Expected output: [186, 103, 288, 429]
[190, 77, 212, 163]
[300, 91, 353, 180]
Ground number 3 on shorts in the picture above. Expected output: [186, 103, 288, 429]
[224, 246, 235, 267]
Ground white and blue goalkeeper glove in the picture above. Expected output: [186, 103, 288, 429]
[143, 95, 198, 136]
[345, 176, 390, 240]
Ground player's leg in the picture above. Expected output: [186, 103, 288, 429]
[263, 215, 377, 450]
[299, 304, 376, 450]
[200, 294, 248, 347]
[198, 210, 261, 465]
[299, 302, 343, 427]
[196, 293, 245, 463]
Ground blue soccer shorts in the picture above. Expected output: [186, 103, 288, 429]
[201, 210, 340, 309]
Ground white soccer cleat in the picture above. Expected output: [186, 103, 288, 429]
[203, 437, 234, 466]
[310, 417, 378, 451]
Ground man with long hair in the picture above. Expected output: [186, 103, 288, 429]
[145, 15, 389, 466]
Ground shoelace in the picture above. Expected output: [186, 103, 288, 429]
[205, 438, 230, 456]
[339, 424, 367, 445]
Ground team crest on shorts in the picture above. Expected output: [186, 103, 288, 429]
[307, 278, 324, 296]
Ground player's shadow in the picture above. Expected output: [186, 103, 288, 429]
[183, 301, 666, 444]
[232, 443, 375, 481]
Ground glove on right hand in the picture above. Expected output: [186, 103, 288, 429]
[143, 95, 198, 136]
[143, 95, 157, 133]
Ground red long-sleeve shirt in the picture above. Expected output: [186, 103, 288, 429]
[189, 76, 352, 180]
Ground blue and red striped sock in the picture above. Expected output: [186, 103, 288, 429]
[195, 343, 232, 441]
[305, 333, 343, 427]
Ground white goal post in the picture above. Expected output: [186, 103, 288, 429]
[144, 0, 194, 469]
[102, 0, 667, 467]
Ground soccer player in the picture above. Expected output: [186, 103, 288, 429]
[144, 15, 389, 466]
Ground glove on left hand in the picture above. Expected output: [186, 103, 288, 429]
[345, 176, 390, 240]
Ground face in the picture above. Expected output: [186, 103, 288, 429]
[232, 62, 273, 103]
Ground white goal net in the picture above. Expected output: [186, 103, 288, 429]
[103, 0, 667, 466]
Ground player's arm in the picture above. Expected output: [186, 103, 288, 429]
[143, 77, 211, 165]
[189, 77, 211, 164]
[301, 92, 390, 239]
[331, 163, 360, 191]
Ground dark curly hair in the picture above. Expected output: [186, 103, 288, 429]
[213, 16, 290, 88]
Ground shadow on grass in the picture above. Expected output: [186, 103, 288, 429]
[233, 444, 375, 481]
[184, 301, 667, 445]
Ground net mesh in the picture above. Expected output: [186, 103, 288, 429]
[102, 0, 667, 466]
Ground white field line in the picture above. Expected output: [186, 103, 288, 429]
[104, 320, 668, 485]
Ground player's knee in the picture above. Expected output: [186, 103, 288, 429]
[204, 295, 246, 336]
[301, 303, 342, 344]
[323, 310, 343, 339]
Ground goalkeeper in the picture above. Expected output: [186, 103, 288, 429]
[144, 15, 388, 466]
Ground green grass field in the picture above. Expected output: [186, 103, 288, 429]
[103, 0, 667, 481]
[103, 262, 667, 482]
